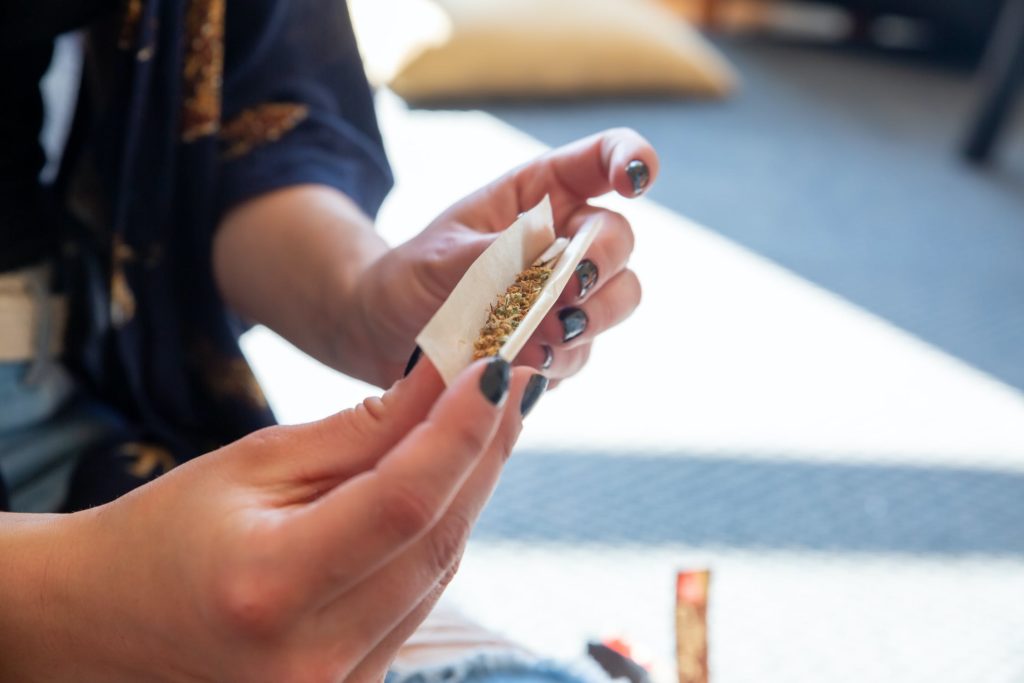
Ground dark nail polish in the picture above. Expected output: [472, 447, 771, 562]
[575, 260, 598, 299]
[479, 357, 511, 406]
[520, 374, 549, 418]
[558, 308, 588, 342]
[626, 160, 650, 196]
[403, 346, 423, 377]
[540, 344, 554, 370]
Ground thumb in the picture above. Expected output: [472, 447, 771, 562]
[415, 227, 497, 299]
[280, 357, 515, 604]
[273, 357, 449, 483]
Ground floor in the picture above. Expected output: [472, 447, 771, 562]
[243, 37, 1024, 683]
[482, 38, 1024, 393]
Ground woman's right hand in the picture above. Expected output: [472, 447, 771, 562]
[0, 357, 535, 683]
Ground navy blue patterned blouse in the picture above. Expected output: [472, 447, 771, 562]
[0, 0, 393, 510]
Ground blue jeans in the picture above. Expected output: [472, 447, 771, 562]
[0, 360, 120, 512]
[388, 653, 613, 683]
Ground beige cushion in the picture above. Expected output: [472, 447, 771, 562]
[349, 0, 737, 102]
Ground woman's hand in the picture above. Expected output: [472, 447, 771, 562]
[347, 128, 658, 387]
[0, 358, 536, 683]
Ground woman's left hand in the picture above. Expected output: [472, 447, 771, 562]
[348, 128, 658, 387]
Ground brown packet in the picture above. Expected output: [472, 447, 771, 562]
[416, 195, 600, 385]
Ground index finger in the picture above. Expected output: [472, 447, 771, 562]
[284, 357, 513, 602]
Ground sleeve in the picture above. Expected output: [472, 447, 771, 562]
[216, 0, 393, 220]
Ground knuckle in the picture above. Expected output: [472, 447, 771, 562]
[428, 513, 471, 581]
[242, 424, 293, 459]
[209, 524, 294, 638]
[411, 239, 452, 300]
[413, 231, 487, 303]
[437, 552, 464, 589]
[358, 395, 388, 425]
[381, 480, 439, 540]
[330, 396, 387, 444]
[443, 419, 491, 462]
[211, 565, 290, 638]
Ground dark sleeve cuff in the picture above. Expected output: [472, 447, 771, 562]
[216, 113, 394, 223]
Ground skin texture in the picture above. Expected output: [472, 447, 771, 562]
[0, 128, 658, 680]
[214, 128, 658, 388]
[0, 359, 535, 683]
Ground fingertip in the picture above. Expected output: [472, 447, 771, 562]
[602, 128, 659, 197]
[512, 343, 553, 372]
[397, 352, 444, 392]
[508, 365, 540, 398]
[519, 372, 549, 418]
[403, 346, 423, 377]
[478, 356, 511, 407]
[440, 356, 511, 414]
[624, 159, 652, 197]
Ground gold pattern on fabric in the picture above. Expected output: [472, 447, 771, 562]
[110, 235, 137, 328]
[220, 103, 310, 159]
[193, 339, 270, 410]
[118, 0, 144, 50]
[120, 442, 178, 479]
[181, 0, 226, 142]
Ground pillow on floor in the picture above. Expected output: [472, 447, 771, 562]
[349, 0, 737, 102]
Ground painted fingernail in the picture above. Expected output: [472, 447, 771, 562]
[575, 259, 598, 299]
[403, 346, 422, 377]
[479, 357, 511, 406]
[540, 344, 554, 370]
[559, 307, 588, 342]
[520, 374, 549, 418]
[626, 160, 650, 196]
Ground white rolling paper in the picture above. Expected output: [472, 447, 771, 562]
[416, 195, 601, 386]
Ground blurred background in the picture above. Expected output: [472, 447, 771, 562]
[240, 0, 1024, 681]
[42, 0, 1021, 680]
[236, 0, 1024, 681]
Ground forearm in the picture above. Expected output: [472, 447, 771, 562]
[0, 509, 179, 682]
[213, 184, 389, 382]
[0, 512, 98, 680]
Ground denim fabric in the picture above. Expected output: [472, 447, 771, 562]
[391, 653, 613, 683]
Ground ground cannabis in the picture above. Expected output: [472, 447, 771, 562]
[472, 264, 553, 359]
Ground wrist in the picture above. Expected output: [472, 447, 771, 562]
[0, 512, 92, 680]
[0, 508, 160, 682]
[326, 252, 401, 387]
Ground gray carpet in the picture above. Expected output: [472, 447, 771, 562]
[475, 450, 1024, 556]
[477, 38, 1024, 392]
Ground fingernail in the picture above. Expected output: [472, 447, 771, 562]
[626, 160, 650, 196]
[479, 357, 511, 406]
[540, 344, 554, 370]
[575, 260, 598, 299]
[403, 346, 423, 377]
[520, 374, 549, 418]
[559, 308, 588, 342]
